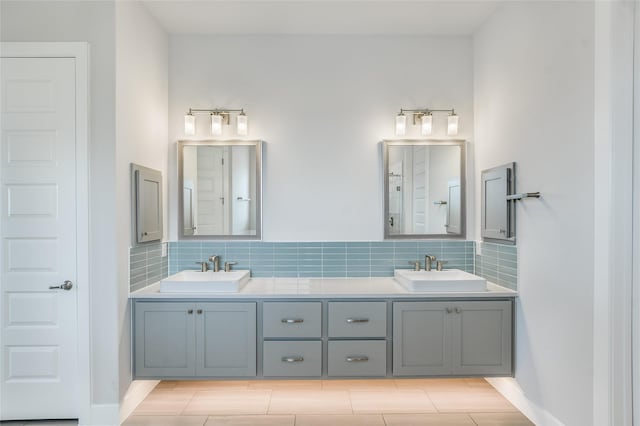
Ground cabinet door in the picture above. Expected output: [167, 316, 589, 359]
[451, 301, 512, 375]
[196, 302, 257, 377]
[481, 164, 513, 242]
[134, 302, 196, 377]
[133, 164, 163, 243]
[393, 301, 452, 376]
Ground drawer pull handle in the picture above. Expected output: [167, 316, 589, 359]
[281, 318, 304, 324]
[346, 318, 369, 323]
[281, 356, 304, 363]
[346, 356, 369, 363]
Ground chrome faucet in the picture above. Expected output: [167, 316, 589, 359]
[224, 261, 237, 272]
[209, 255, 221, 272]
[408, 261, 421, 271]
[424, 255, 437, 271]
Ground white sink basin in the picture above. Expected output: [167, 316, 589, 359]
[394, 269, 487, 292]
[160, 270, 250, 293]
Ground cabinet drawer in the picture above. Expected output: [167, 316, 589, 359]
[328, 302, 386, 338]
[263, 302, 321, 338]
[263, 341, 322, 377]
[328, 340, 387, 377]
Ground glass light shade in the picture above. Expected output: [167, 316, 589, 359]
[237, 113, 248, 136]
[395, 114, 407, 136]
[421, 114, 433, 136]
[184, 114, 195, 136]
[211, 114, 223, 136]
[447, 114, 459, 136]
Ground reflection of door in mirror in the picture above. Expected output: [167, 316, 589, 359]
[180, 141, 261, 239]
[447, 178, 461, 234]
[384, 141, 464, 238]
[388, 161, 404, 234]
[197, 146, 230, 235]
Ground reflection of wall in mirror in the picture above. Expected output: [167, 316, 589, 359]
[231, 146, 256, 235]
[183, 146, 198, 235]
[427, 146, 460, 234]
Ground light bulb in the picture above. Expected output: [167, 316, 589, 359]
[447, 113, 459, 136]
[421, 113, 433, 136]
[237, 112, 248, 136]
[184, 113, 195, 136]
[395, 113, 407, 136]
[211, 113, 223, 136]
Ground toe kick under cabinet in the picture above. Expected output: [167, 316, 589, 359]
[133, 298, 513, 379]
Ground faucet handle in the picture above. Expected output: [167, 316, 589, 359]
[195, 261, 209, 272]
[224, 261, 237, 272]
[408, 261, 421, 271]
[436, 260, 448, 271]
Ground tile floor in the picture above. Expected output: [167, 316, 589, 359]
[123, 378, 534, 425]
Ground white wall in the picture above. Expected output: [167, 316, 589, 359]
[474, 3, 594, 425]
[115, 0, 168, 404]
[168, 35, 474, 241]
[0, 0, 120, 413]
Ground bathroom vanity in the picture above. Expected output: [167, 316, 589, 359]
[131, 278, 515, 380]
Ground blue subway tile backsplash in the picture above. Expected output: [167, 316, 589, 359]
[475, 241, 518, 290]
[167, 240, 476, 278]
[129, 240, 517, 292]
[129, 242, 168, 292]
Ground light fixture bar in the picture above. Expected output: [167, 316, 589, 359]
[395, 107, 458, 136]
[184, 107, 248, 136]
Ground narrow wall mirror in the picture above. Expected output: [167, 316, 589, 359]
[178, 140, 262, 240]
[382, 139, 466, 239]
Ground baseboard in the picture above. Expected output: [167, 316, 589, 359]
[119, 380, 159, 424]
[486, 378, 565, 426]
[79, 403, 119, 426]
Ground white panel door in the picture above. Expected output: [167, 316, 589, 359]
[1, 58, 78, 420]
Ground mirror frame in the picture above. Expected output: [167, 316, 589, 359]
[382, 139, 466, 240]
[178, 139, 263, 240]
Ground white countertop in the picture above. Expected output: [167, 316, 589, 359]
[130, 277, 517, 299]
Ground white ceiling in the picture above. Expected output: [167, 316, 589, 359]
[142, 1, 500, 35]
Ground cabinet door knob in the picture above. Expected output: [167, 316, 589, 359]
[281, 318, 304, 324]
[346, 318, 369, 323]
[445, 307, 453, 314]
[346, 356, 369, 363]
[281, 356, 304, 363]
[197, 309, 203, 314]
[454, 307, 461, 314]
[187, 309, 194, 314]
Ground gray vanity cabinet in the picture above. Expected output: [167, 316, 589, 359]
[393, 300, 512, 376]
[134, 302, 196, 377]
[134, 301, 256, 378]
[393, 301, 452, 376]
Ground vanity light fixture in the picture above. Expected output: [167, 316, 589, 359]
[395, 112, 407, 136]
[237, 111, 248, 136]
[447, 111, 459, 136]
[395, 108, 458, 137]
[184, 107, 248, 136]
[184, 112, 196, 136]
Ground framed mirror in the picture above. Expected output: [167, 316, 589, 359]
[178, 140, 262, 240]
[382, 139, 466, 239]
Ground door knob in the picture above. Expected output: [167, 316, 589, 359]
[49, 280, 73, 290]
